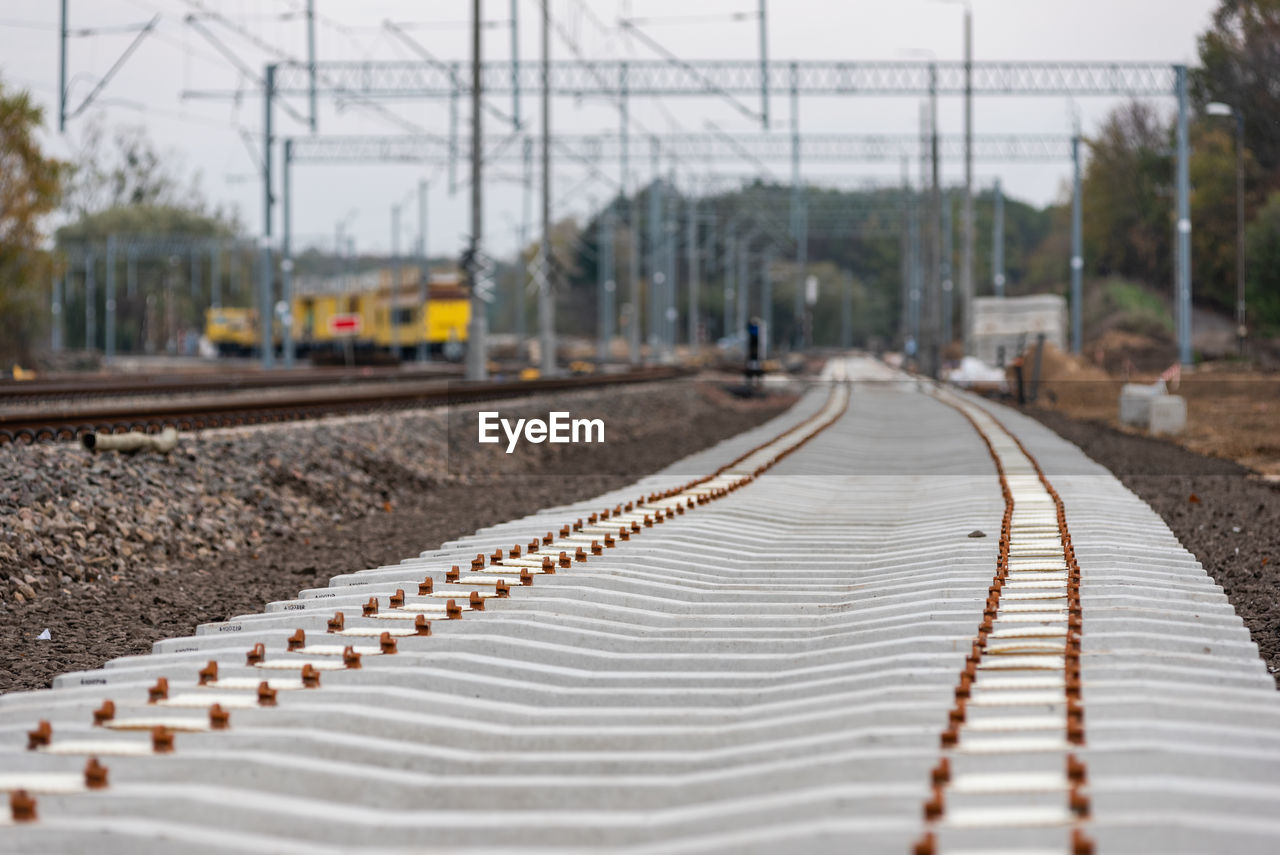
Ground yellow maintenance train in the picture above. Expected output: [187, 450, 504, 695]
[205, 269, 470, 361]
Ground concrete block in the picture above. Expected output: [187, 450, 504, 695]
[1119, 381, 1166, 427]
[1148, 393, 1187, 436]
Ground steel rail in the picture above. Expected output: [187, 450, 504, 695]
[913, 386, 1091, 854]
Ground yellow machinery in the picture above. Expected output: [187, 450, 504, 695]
[204, 269, 470, 361]
[204, 307, 264, 356]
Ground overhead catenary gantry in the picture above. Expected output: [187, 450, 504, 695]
[186, 55, 1194, 368]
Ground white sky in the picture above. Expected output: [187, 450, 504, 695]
[1, 0, 1217, 258]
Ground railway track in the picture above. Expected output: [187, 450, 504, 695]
[0, 364, 464, 404]
[1, 357, 1277, 853]
[0, 366, 687, 446]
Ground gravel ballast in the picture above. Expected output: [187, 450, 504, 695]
[0, 379, 794, 692]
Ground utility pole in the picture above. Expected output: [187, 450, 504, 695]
[790, 62, 807, 352]
[1174, 65, 1192, 365]
[647, 139, 662, 359]
[841, 271, 853, 349]
[58, 0, 68, 133]
[942, 191, 954, 348]
[391, 202, 402, 360]
[598, 205, 615, 363]
[466, 0, 488, 380]
[761, 246, 773, 357]
[670, 166, 680, 353]
[104, 237, 116, 360]
[210, 243, 220, 309]
[306, 0, 317, 132]
[127, 247, 137, 300]
[621, 63, 640, 365]
[518, 135, 531, 347]
[417, 178, 429, 363]
[724, 228, 736, 343]
[51, 271, 63, 352]
[260, 64, 276, 369]
[900, 156, 910, 350]
[992, 177, 1005, 298]
[510, 0, 520, 129]
[758, 0, 769, 129]
[85, 250, 96, 352]
[538, 0, 554, 376]
[961, 5, 974, 355]
[736, 233, 750, 342]
[687, 195, 699, 350]
[282, 139, 295, 368]
[909, 187, 921, 360]
[929, 62, 941, 377]
[1070, 136, 1083, 355]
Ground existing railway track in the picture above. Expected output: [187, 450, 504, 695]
[0, 364, 464, 404]
[1, 357, 1277, 854]
[0, 366, 688, 446]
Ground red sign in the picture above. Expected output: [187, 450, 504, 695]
[328, 314, 362, 336]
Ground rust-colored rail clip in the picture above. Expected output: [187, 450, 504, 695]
[198, 660, 218, 685]
[591, 541, 603, 556]
[93, 700, 116, 726]
[923, 785, 945, 821]
[361, 597, 379, 617]
[912, 831, 936, 855]
[10, 790, 37, 823]
[510, 544, 522, 558]
[379, 632, 398, 655]
[604, 534, 615, 548]
[574, 547, 587, 562]
[151, 726, 174, 754]
[208, 704, 231, 730]
[257, 681, 278, 707]
[287, 629, 306, 652]
[327, 612, 345, 633]
[414, 615, 432, 636]
[471, 553, 485, 570]
[446, 599, 463, 619]
[148, 677, 169, 703]
[27, 721, 51, 750]
[519, 569, 534, 586]
[542, 556, 556, 574]
[301, 664, 321, 688]
[389, 589, 405, 608]
[558, 551, 571, 569]
[469, 592, 486, 611]
[543, 531, 554, 545]
[495, 580, 511, 597]
[342, 646, 362, 669]
[243, 641, 265, 664]
[84, 757, 109, 790]
[490, 548, 503, 565]
[930, 757, 950, 786]
[418, 577, 434, 596]
[528, 539, 539, 553]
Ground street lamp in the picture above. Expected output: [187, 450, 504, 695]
[1206, 101, 1247, 355]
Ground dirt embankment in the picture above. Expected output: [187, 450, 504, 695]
[0, 380, 795, 693]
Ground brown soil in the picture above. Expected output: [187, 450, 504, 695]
[0, 381, 794, 693]
[1026, 343, 1280, 477]
[1028, 407, 1280, 684]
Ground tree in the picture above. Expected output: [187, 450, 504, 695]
[1244, 191, 1280, 335]
[1081, 102, 1174, 293]
[61, 114, 204, 219]
[0, 79, 66, 364]
[1192, 0, 1280, 183]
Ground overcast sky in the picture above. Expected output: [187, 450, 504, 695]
[1, 0, 1218, 258]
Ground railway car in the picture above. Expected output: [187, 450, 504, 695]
[204, 268, 469, 362]
[204, 307, 265, 356]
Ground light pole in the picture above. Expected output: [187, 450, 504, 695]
[1207, 101, 1247, 356]
[932, 0, 972, 355]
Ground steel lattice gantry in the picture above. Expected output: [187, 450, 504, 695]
[240, 59, 1179, 98]
[284, 133, 1076, 165]
[232, 58, 1193, 368]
